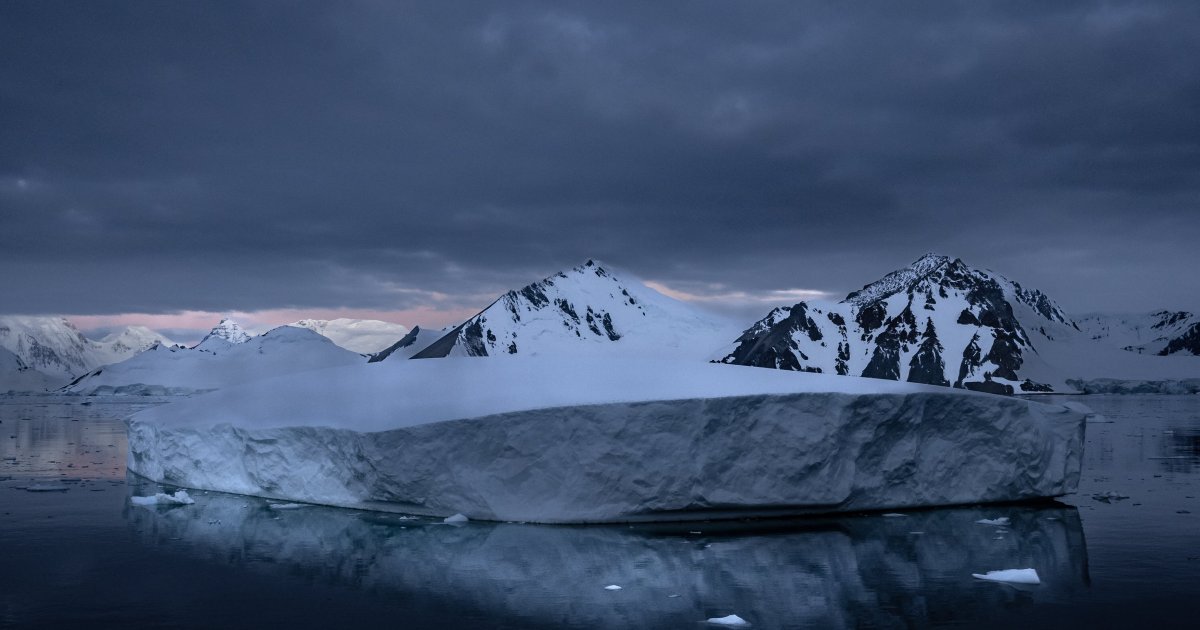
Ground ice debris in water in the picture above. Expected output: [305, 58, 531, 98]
[267, 502, 306, 510]
[975, 517, 1010, 526]
[1092, 491, 1130, 503]
[707, 614, 750, 626]
[443, 513, 469, 524]
[130, 490, 195, 506]
[604, 585, 622, 591]
[882, 513, 907, 518]
[971, 568, 1041, 584]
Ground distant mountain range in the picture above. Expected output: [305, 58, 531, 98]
[64, 324, 362, 395]
[2, 254, 1197, 394]
[1076, 311, 1200, 356]
[715, 254, 1197, 393]
[0, 316, 171, 380]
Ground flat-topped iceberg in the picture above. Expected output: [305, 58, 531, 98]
[126, 358, 1085, 523]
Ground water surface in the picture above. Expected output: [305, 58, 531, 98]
[1, 394, 1198, 628]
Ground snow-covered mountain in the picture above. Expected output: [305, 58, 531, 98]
[1076, 311, 1200, 356]
[0, 346, 65, 393]
[288, 318, 410, 354]
[0, 316, 173, 379]
[192, 318, 252, 351]
[66, 326, 362, 395]
[718, 253, 1198, 393]
[409, 260, 743, 361]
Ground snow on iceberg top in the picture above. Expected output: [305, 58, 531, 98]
[132, 356, 991, 433]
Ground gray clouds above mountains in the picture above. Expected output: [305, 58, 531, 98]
[1, 0, 1198, 318]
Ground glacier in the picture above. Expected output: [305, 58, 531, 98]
[127, 357, 1084, 523]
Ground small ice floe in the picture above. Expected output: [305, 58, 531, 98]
[443, 513, 469, 524]
[971, 568, 1040, 585]
[706, 614, 750, 626]
[882, 513, 907, 518]
[975, 517, 1010, 526]
[604, 584, 622, 591]
[130, 490, 195, 506]
[267, 502, 306, 510]
[24, 484, 70, 492]
[1092, 491, 1129, 503]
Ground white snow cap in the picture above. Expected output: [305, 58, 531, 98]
[971, 568, 1040, 584]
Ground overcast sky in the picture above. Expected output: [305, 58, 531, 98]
[2, 1, 1198, 335]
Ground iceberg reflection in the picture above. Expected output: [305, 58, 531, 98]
[126, 481, 1089, 629]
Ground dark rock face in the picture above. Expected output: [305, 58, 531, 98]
[908, 320, 949, 386]
[1159, 322, 1200, 356]
[964, 380, 1014, 396]
[955, 335, 984, 388]
[722, 304, 822, 371]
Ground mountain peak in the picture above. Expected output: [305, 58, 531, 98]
[413, 260, 739, 360]
[194, 318, 252, 350]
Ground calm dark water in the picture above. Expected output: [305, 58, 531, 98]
[1, 394, 1198, 628]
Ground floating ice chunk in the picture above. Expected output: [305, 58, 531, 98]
[975, 517, 1010, 526]
[1092, 491, 1129, 503]
[443, 513, 469, 524]
[24, 484, 70, 492]
[882, 513, 907, 518]
[604, 584, 622, 591]
[971, 568, 1040, 584]
[707, 614, 750, 626]
[130, 490, 195, 506]
[268, 502, 306, 510]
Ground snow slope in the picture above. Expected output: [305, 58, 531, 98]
[719, 254, 1200, 392]
[288, 318, 410, 354]
[66, 326, 362, 395]
[127, 357, 1084, 522]
[0, 347, 65, 393]
[0, 316, 173, 379]
[410, 260, 743, 361]
[1076, 311, 1200, 356]
[367, 326, 449, 362]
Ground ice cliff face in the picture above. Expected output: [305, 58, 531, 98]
[0, 316, 173, 379]
[126, 358, 1084, 523]
[410, 260, 741, 361]
[1077, 311, 1200, 356]
[67, 326, 362, 395]
[719, 254, 1077, 393]
[287, 318, 410, 354]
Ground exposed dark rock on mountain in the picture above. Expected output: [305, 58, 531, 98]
[719, 254, 1075, 393]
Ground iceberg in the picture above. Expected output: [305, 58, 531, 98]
[126, 357, 1085, 523]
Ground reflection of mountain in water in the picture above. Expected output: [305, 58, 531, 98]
[125, 482, 1090, 629]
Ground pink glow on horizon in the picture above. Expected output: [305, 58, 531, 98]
[67, 305, 478, 339]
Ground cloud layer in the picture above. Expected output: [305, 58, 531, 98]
[2, 1, 1198, 319]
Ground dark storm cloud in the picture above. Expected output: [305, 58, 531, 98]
[1, 0, 1198, 318]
